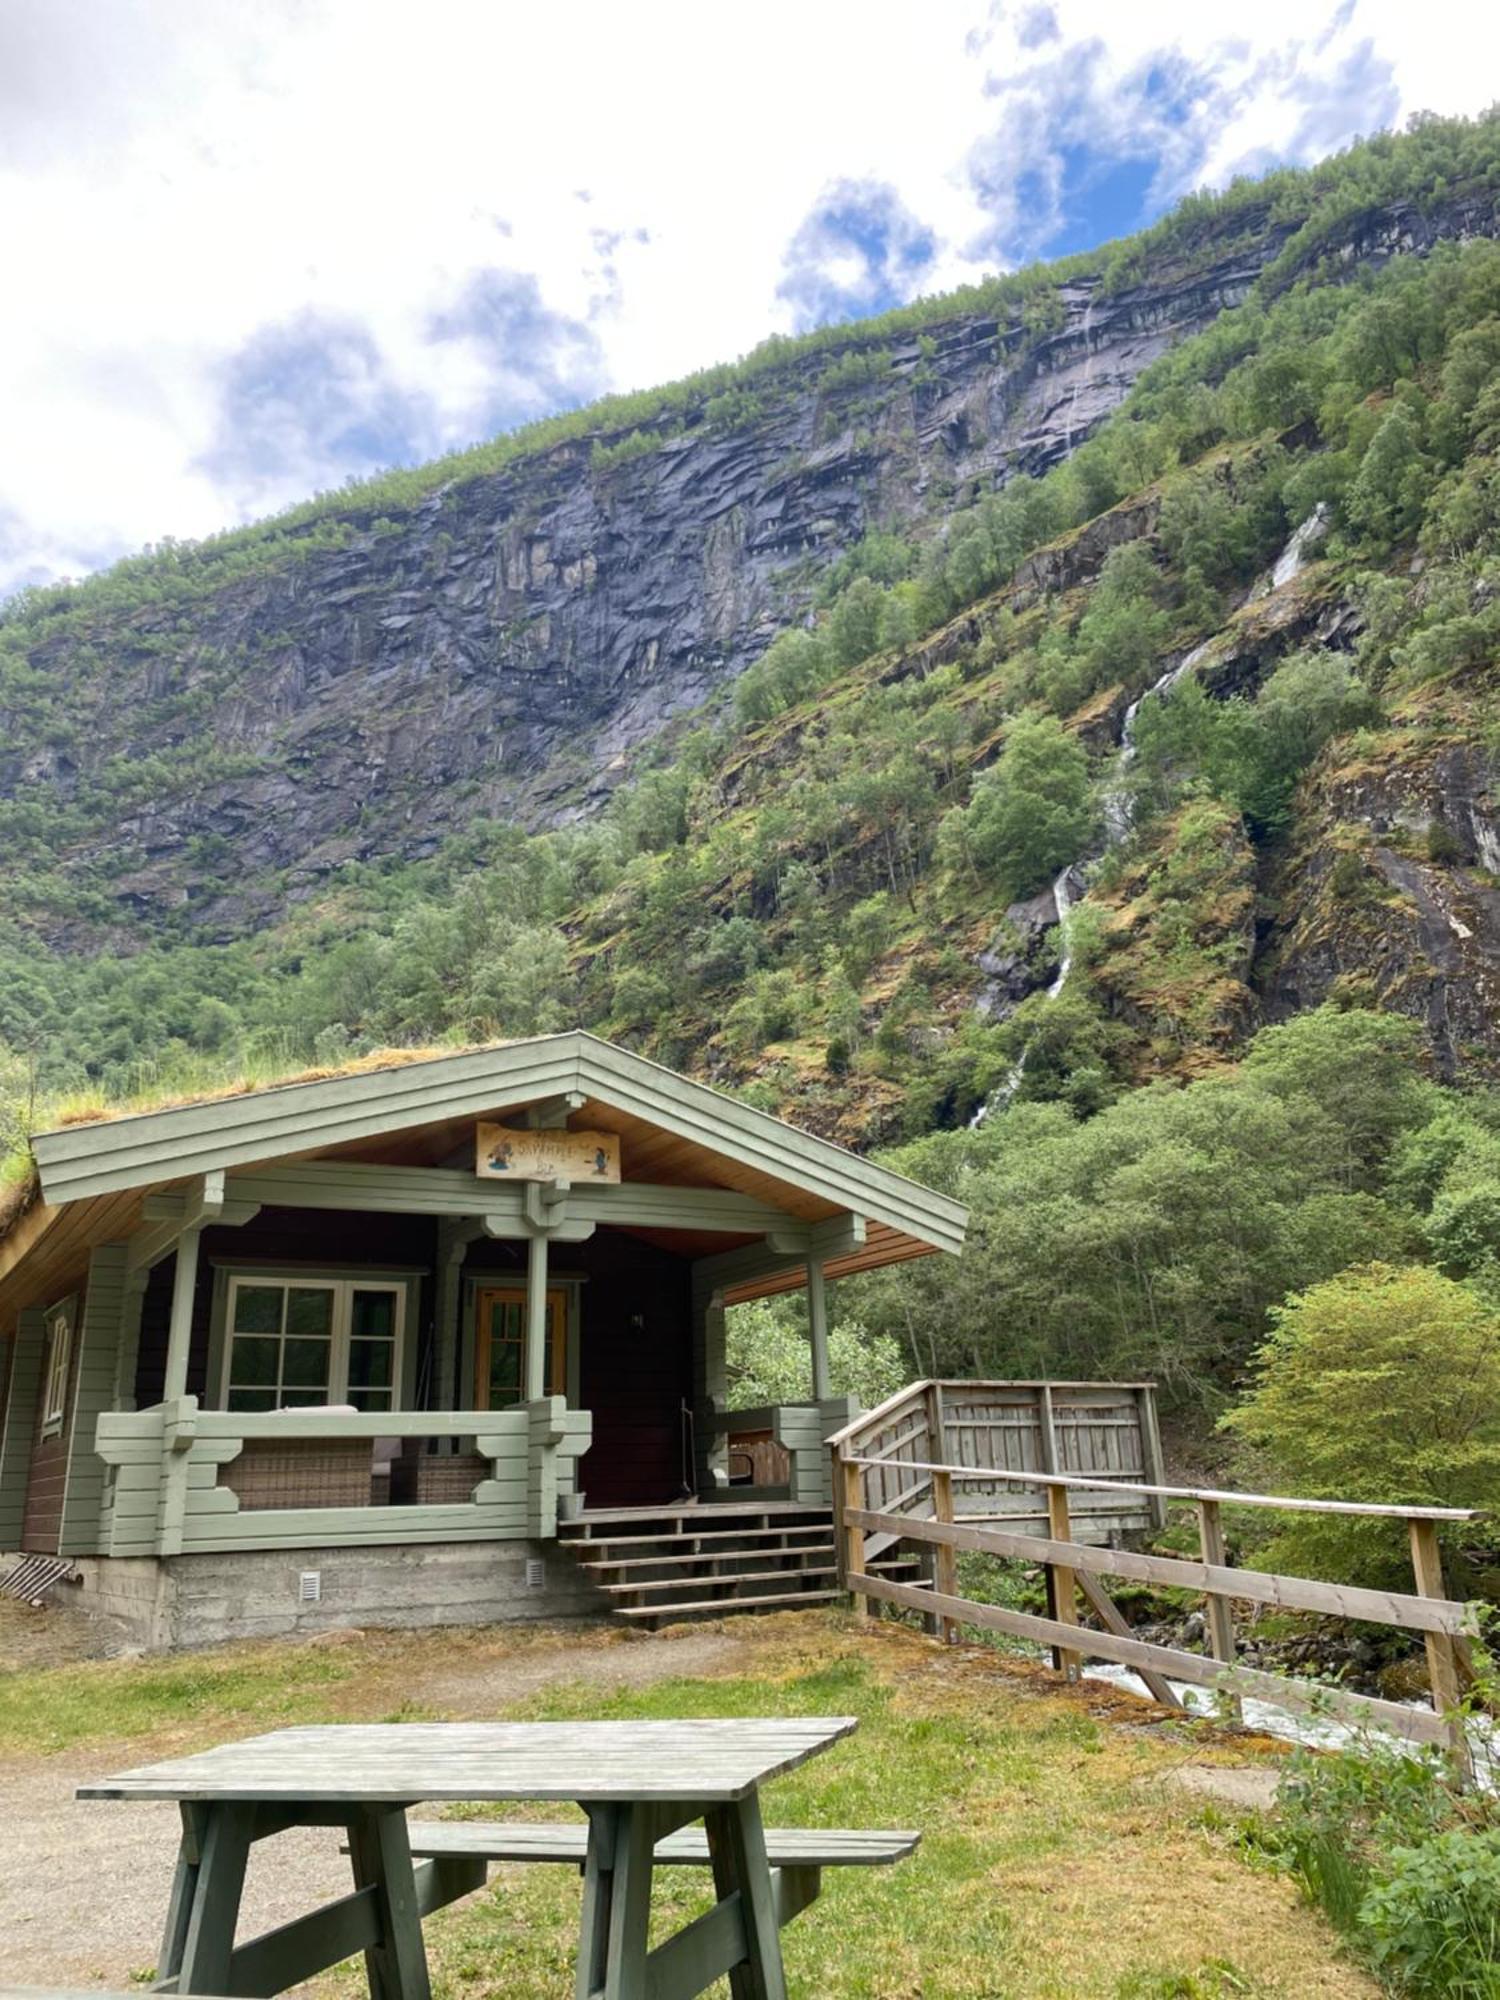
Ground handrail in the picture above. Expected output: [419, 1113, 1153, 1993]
[839, 1454, 1481, 1522]
[823, 1380, 932, 1450]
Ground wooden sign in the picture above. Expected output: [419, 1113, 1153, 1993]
[476, 1123, 621, 1184]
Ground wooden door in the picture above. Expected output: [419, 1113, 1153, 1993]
[473, 1286, 567, 1409]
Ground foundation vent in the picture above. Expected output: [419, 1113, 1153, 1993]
[298, 1570, 323, 1604]
[524, 1558, 546, 1591]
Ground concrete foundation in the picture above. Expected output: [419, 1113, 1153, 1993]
[68, 1539, 608, 1651]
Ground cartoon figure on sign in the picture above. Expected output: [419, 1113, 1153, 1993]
[486, 1139, 515, 1173]
[592, 1147, 609, 1177]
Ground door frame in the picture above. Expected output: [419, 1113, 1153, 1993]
[463, 1273, 583, 1408]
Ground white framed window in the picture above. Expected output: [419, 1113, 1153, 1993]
[220, 1276, 405, 1413]
[40, 1302, 73, 1436]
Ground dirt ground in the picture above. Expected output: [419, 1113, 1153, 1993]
[0, 1607, 745, 1991]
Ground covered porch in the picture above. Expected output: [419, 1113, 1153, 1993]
[0, 1036, 966, 1599]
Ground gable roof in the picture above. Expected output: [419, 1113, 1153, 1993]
[5, 1034, 965, 1318]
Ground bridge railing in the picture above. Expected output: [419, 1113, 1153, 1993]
[832, 1441, 1483, 1774]
[825, 1379, 1165, 1561]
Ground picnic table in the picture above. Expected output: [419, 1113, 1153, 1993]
[76, 1717, 863, 2000]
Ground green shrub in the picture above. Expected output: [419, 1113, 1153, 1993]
[1221, 1261, 1500, 1583]
[1360, 1828, 1500, 1997]
[1274, 1740, 1457, 1933]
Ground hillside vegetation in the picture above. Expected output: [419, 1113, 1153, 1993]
[2, 112, 1500, 1449]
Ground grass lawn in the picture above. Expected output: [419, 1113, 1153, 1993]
[0, 1605, 1377, 1998]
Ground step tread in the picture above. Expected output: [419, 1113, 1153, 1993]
[579, 1544, 837, 1574]
[616, 1590, 844, 1619]
[597, 1565, 840, 1597]
[563, 1501, 833, 1528]
[562, 1523, 834, 1554]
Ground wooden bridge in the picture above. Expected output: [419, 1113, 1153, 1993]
[828, 1382, 1482, 1775]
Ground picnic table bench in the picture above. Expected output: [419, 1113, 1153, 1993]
[77, 1717, 915, 2000]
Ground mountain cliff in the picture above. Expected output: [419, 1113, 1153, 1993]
[2, 111, 1500, 1140]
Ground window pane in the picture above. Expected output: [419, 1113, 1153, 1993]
[284, 1338, 332, 1391]
[348, 1340, 392, 1389]
[279, 1388, 326, 1408]
[233, 1286, 282, 1335]
[490, 1341, 521, 1398]
[286, 1288, 334, 1338]
[350, 1290, 395, 1340]
[490, 1300, 523, 1341]
[230, 1336, 279, 1386]
[349, 1387, 394, 1412]
[227, 1387, 276, 1412]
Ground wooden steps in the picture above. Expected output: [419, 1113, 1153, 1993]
[558, 1497, 924, 1626]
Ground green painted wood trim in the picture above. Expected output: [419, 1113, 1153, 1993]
[30, 1032, 968, 1254]
[0, 1307, 45, 1547]
[218, 1163, 802, 1238]
[60, 1243, 131, 1556]
[94, 1399, 591, 1552]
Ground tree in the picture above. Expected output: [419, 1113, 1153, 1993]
[1222, 1262, 1500, 1583]
[725, 1299, 906, 1407]
[1346, 401, 1434, 550]
[960, 711, 1094, 900]
[827, 576, 886, 667]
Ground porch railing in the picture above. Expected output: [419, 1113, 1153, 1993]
[714, 1397, 858, 1508]
[94, 1398, 591, 1556]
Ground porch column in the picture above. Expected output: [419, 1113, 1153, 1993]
[162, 1228, 201, 1403]
[524, 1229, 550, 1403]
[806, 1257, 832, 1401]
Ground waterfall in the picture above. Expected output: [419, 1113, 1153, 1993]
[1044, 864, 1076, 998]
[969, 505, 1330, 1125]
[970, 636, 1217, 1126]
[1100, 637, 1217, 846]
[1269, 501, 1330, 590]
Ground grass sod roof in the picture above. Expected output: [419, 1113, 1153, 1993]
[8, 1035, 965, 1315]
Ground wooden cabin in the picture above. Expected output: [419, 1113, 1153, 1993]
[0, 1033, 967, 1646]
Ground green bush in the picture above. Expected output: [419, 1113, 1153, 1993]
[1274, 1740, 1458, 1932]
[1222, 1261, 1500, 1583]
[1360, 1828, 1500, 1997]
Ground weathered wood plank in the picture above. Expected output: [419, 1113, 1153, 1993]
[842, 1457, 1479, 1522]
[79, 1718, 861, 1805]
[399, 1821, 918, 1866]
[852, 1571, 1454, 1747]
[843, 1507, 1476, 1637]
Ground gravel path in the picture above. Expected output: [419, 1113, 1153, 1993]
[0, 1625, 743, 1991]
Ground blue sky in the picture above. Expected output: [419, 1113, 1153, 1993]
[0, 0, 1491, 597]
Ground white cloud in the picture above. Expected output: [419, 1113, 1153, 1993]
[0, 0, 1496, 594]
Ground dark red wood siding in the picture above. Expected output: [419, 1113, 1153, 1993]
[463, 1231, 695, 1509]
[134, 1208, 438, 1408]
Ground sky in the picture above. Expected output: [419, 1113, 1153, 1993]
[1, 0, 1497, 600]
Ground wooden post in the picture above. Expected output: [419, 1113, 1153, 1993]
[524, 1229, 549, 1404]
[1047, 1482, 1082, 1681]
[806, 1258, 831, 1402]
[932, 1466, 958, 1644]
[1197, 1499, 1240, 1721]
[162, 1227, 201, 1403]
[1409, 1516, 1470, 1781]
[1139, 1386, 1169, 1531]
[840, 1456, 868, 1618]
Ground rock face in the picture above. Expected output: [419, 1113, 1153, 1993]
[1262, 735, 1500, 1078]
[6, 187, 1498, 944]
